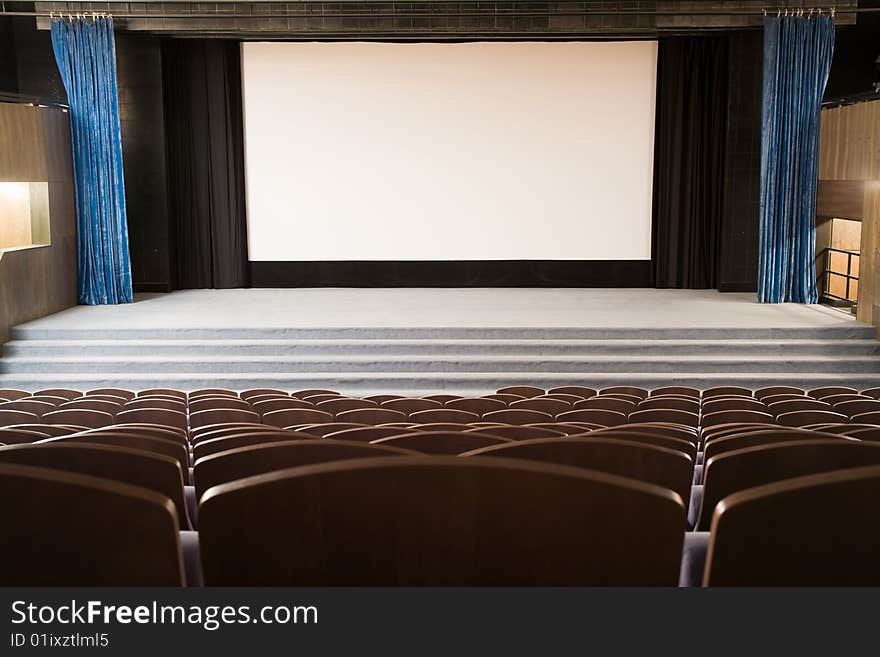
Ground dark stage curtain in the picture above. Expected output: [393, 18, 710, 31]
[163, 40, 248, 289]
[652, 36, 729, 289]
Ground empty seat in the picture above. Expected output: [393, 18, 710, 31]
[0, 409, 39, 426]
[294, 423, 369, 438]
[496, 386, 545, 398]
[766, 399, 830, 416]
[703, 387, 753, 399]
[702, 398, 768, 414]
[364, 394, 405, 403]
[336, 408, 408, 425]
[34, 388, 81, 401]
[703, 465, 880, 585]
[198, 456, 685, 585]
[638, 397, 700, 413]
[650, 386, 700, 399]
[0, 399, 55, 416]
[262, 408, 333, 428]
[703, 429, 848, 463]
[556, 409, 627, 427]
[422, 394, 461, 403]
[482, 393, 525, 404]
[316, 397, 378, 415]
[372, 431, 512, 455]
[189, 388, 238, 399]
[190, 408, 260, 429]
[463, 437, 693, 504]
[84, 424, 189, 445]
[509, 398, 572, 416]
[600, 386, 649, 400]
[251, 398, 315, 415]
[0, 428, 50, 445]
[192, 423, 287, 445]
[4, 424, 79, 437]
[627, 409, 698, 428]
[754, 386, 805, 400]
[138, 388, 187, 400]
[380, 398, 443, 414]
[445, 397, 507, 415]
[695, 439, 880, 531]
[833, 400, 880, 417]
[115, 408, 188, 431]
[848, 426, 880, 442]
[124, 398, 187, 412]
[194, 439, 418, 499]
[291, 389, 340, 399]
[808, 386, 859, 400]
[0, 463, 183, 585]
[465, 425, 565, 440]
[188, 397, 252, 413]
[193, 431, 307, 461]
[42, 409, 113, 429]
[585, 430, 697, 460]
[324, 426, 418, 442]
[240, 388, 289, 401]
[701, 409, 773, 428]
[58, 399, 121, 415]
[482, 409, 554, 425]
[0, 389, 30, 401]
[776, 410, 848, 427]
[43, 432, 191, 471]
[409, 408, 481, 424]
[574, 397, 636, 414]
[0, 443, 192, 530]
[547, 386, 597, 398]
[862, 387, 880, 400]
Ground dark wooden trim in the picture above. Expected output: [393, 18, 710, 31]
[249, 260, 653, 288]
[133, 282, 173, 293]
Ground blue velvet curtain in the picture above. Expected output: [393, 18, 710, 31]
[758, 15, 835, 303]
[51, 17, 132, 305]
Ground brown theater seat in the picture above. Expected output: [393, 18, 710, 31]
[754, 386, 805, 400]
[198, 456, 685, 585]
[58, 399, 121, 415]
[701, 409, 773, 428]
[190, 408, 260, 429]
[547, 386, 597, 399]
[188, 397, 252, 413]
[316, 397, 378, 415]
[115, 408, 188, 431]
[34, 388, 81, 400]
[0, 409, 39, 426]
[776, 410, 848, 427]
[294, 423, 369, 438]
[251, 398, 314, 415]
[42, 408, 113, 429]
[0, 389, 30, 402]
[0, 428, 51, 445]
[703, 429, 850, 463]
[638, 397, 700, 413]
[600, 386, 649, 399]
[42, 432, 191, 471]
[87, 388, 135, 400]
[372, 431, 512, 455]
[584, 430, 697, 460]
[262, 408, 333, 428]
[496, 385, 545, 398]
[702, 398, 768, 414]
[380, 398, 443, 414]
[336, 408, 408, 425]
[695, 439, 880, 531]
[240, 388, 289, 401]
[556, 408, 627, 426]
[463, 437, 694, 504]
[192, 431, 308, 461]
[409, 408, 480, 424]
[704, 465, 880, 585]
[0, 443, 193, 530]
[628, 409, 698, 427]
[138, 388, 187, 400]
[466, 425, 566, 440]
[482, 408, 554, 425]
[324, 425, 418, 442]
[509, 397, 572, 416]
[189, 388, 238, 399]
[0, 399, 56, 416]
[124, 398, 187, 412]
[650, 386, 700, 399]
[445, 397, 507, 415]
[193, 439, 418, 499]
[0, 463, 184, 585]
[703, 386, 752, 399]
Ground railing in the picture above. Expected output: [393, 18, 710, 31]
[817, 246, 859, 309]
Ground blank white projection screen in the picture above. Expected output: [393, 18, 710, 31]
[241, 41, 657, 261]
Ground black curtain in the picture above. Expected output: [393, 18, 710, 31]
[652, 37, 729, 289]
[163, 40, 248, 289]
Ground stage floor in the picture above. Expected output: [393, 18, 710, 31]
[11, 288, 859, 331]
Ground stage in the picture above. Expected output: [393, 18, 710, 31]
[0, 288, 877, 393]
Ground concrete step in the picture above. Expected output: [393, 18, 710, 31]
[10, 325, 878, 341]
[4, 338, 880, 358]
[2, 371, 880, 395]
[3, 354, 880, 374]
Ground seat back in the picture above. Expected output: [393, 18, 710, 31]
[463, 437, 693, 503]
[0, 443, 191, 530]
[697, 439, 880, 531]
[466, 425, 565, 440]
[445, 397, 507, 414]
[0, 463, 183, 585]
[704, 465, 880, 585]
[372, 431, 511, 454]
[198, 456, 685, 585]
[704, 429, 848, 462]
[193, 431, 307, 461]
[194, 439, 418, 499]
[41, 432, 190, 471]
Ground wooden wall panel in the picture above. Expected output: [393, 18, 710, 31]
[0, 103, 77, 348]
[862, 184, 880, 328]
[817, 180, 865, 220]
[819, 100, 880, 181]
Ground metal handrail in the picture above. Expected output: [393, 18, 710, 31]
[817, 246, 859, 306]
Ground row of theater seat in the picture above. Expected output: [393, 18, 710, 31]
[1, 384, 879, 585]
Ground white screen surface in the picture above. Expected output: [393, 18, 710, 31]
[242, 41, 657, 261]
